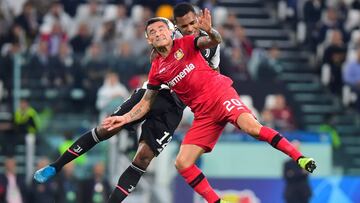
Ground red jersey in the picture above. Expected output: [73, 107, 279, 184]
[148, 35, 233, 113]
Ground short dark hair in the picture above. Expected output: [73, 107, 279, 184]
[173, 2, 195, 19]
[145, 17, 169, 30]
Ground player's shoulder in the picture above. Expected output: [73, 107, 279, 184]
[174, 28, 183, 39]
[174, 35, 195, 50]
[175, 35, 194, 43]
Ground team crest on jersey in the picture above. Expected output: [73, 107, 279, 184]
[174, 49, 184, 60]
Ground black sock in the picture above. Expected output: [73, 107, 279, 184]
[108, 163, 146, 203]
[51, 128, 100, 172]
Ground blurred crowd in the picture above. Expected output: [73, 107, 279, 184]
[2, 0, 358, 201]
[281, 0, 360, 111]
[0, 156, 111, 203]
[0, 0, 298, 131]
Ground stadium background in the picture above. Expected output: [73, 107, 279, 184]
[0, 0, 360, 202]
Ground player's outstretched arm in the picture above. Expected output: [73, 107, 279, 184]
[196, 8, 222, 50]
[102, 89, 158, 131]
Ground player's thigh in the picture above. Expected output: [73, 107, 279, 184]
[236, 112, 262, 137]
[148, 89, 183, 115]
[132, 141, 156, 169]
[175, 144, 205, 170]
[215, 86, 253, 125]
[140, 108, 183, 156]
[182, 115, 225, 153]
[215, 87, 261, 136]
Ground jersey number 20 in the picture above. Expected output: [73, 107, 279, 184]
[223, 99, 244, 112]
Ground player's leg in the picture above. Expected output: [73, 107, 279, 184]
[217, 86, 316, 173]
[176, 145, 222, 203]
[108, 141, 155, 202]
[54, 127, 120, 171]
[176, 117, 225, 203]
[33, 126, 122, 183]
[108, 91, 184, 202]
[236, 113, 316, 173]
[34, 89, 146, 183]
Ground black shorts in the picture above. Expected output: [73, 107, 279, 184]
[111, 88, 184, 156]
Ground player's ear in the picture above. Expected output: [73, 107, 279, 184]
[144, 31, 152, 45]
[146, 37, 152, 45]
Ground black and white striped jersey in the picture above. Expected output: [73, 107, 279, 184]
[174, 28, 220, 70]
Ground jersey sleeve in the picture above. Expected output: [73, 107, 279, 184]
[194, 35, 201, 50]
[147, 60, 161, 90]
[209, 44, 220, 69]
[173, 28, 183, 39]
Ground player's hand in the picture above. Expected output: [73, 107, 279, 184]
[102, 116, 128, 131]
[198, 8, 212, 33]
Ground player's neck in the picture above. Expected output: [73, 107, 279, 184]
[155, 42, 173, 57]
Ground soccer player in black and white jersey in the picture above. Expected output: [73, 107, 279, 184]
[173, 4, 220, 72]
[33, 3, 220, 202]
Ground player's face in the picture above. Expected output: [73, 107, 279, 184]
[175, 11, 200, 36]
[146, 21, 173, 48]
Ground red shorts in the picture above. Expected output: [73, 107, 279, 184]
[182, 87, 252, 152]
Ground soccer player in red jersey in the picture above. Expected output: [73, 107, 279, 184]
[103, 8, 317, 203]
[34, 4, 226, 203]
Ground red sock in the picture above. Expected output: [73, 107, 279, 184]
[258, 126, 302, 161]
[179, 164, 220, 203]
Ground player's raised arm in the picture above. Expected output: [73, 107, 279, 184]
[102, 89, 158, 131]
[196, 8, 222, 50]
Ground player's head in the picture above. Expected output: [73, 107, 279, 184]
[145, 17, 174, 48]
[173, 2, 199, 36]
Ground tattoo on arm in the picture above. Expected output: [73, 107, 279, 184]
[197, 28, 222, 50]
[129, 107, 143, 120]
[143, 89, 158, 106]
[126, 89, 158, 122]
[207, 28, 222, 44]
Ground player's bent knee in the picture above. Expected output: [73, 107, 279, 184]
[133, 154, 153, 169]
[237, 114, 262, 137]
[132, 143, 155, 169]
[242, 124, 262, 137]
[95, 126, 117, 141]
[174, 156, 193, 170]
[175, 145, 204, 170]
